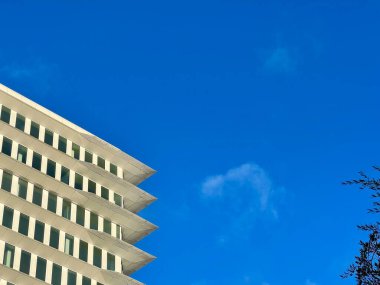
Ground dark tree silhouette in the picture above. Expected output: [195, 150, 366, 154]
[342, 167, 380, 284]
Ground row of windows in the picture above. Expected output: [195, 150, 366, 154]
[0, 204, 118, 271]
[0, 104, 123, 179]
[0, 135, 124, 208]
[0, 169, 123, 240]
[1, 241, 103, 285]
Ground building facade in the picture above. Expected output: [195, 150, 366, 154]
[0, 84, 157, 285]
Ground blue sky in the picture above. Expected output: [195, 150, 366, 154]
[1, 1, 380, 284]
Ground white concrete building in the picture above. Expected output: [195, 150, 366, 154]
[0, 84, 157, 285]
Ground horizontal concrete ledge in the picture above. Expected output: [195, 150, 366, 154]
[0, 264, 47, 285]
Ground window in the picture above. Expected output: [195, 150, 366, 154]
[68, 270, 77, 285]
[32, 152, 42, 170]
[2, 137, 12, 156]
[64, 234, 74, 255]
[90, 212, 98, 230]
[49, 227, 60, 249]
[58, 136, 67, 153]
[61, 166, 70, 185]
[17, 144, 27, 163]
[18, 177, 28, 199]
[82, 276, 91, 285]
[0, 106, 11, 124]
[79, 240, 88, 262]
[35, 256, 47, 281]
[51, 264, 62, 285]
[62, 199, 71, 220]
[44, 129, 54, 145]
[74, 173, 83, 190]
[34, 220, 45, 242]
[19, 250, 31, 274]
[110, 163, 118, 175]
[88, 180, 96, 194]
[97, 156, 105, 169]
[114, 193, 122, 207]
[72, 143, 80, 159]
[48, 192, 57, 213]
[101, 186, 109, 200]
[85, 151, 93, 163]
[93, 246, 102, 268]
[107, 253, 115, 271]
[47, 159, 56, 178]
[76, 205, 85, 226]
[2, 206, 14, 229]
[32, 185, 43, 206]
[116, 225, 121, 239]
[1, 171, 12, 192]
[15, 114, 25, 131]
[18, 213, 29, 236]
[103, 219, 111, 234]
[30, 122, 40, 139]
[3, 244, 15, 267]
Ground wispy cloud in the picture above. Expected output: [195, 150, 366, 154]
[201, 163, 285, 242]
[263, 47, 297, 74]
[0, 56, 59, 95]
[305, 279, 317, 285]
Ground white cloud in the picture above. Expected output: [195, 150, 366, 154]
[305, 279, 317, 285]
[202, 163, 274, 211]
[263, 47, 297, 74]
[201, 163, 284, 241]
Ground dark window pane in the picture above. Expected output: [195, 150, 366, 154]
[88, 180, 96, 194]
[49, 227, 60, 249]
[19, 250, 31, 274]
[2, 206, 13, 229]
[61, 166, 70, 185]
[34, 221, 45, 242]
[107, 253, 115, 271]
[101, 187, 109, 200]
[72, 143, 80, 159]
[76, 205, 85, 226]
[44, 129, 54, 145]
[51, 264, 62, 285]
[64, 234, 74, 255]
[48, 192, 57, 213]
[114, 193, 122, 207]
[0, 106, 11, 123]
[17, 145, 27, 164]
[58, 136, 67, 153]
[30, 122, 40, 139]
[79, 240, 88, 262]
[32, 185, 43, 206]
[110, 163, 118, 175]
[116, 225, 121, 239]
[18, 213, 29, 236]
[93, 246, 102, 268]
[32, 152, 42, 170]
[74, 173, 83, 190]
[82, 276, 91, 285]
[3, 244, 14, 267]
[18, 178, 28, 199]
[90, 213, 98, 230]
[15, 114, 25, 131]
[47, 159, 56, 178]
[67, 270, 76, 285]
[97, 157, 105, 169]
[62, 199, 71, 220]
[1, 171, 12, 192]
[2, 137, 12, 156]
[35, 257, 47, 281]
[85, 151, 93, 163]
[103, 219, 111, 234]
